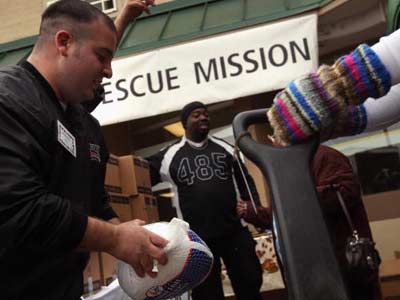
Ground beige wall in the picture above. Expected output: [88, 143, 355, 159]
[363, 190, 400, 260]
[0, 0, 43, 44]
[370, 218, 400, 261]
[0, 0, 176, 44]
[156, 0, 174, 3]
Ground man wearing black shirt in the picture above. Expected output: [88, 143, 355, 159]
[148, 101, 263, 300]
[0, 1, 167, 299]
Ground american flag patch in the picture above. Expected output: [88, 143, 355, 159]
[89, 143, 101, 162]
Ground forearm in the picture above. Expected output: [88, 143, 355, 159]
[242, 204, 272, 229]
[114, 12, 131, 43]
[78, 217, 168, 277]
[324, 84, 400, 139]
[267, 29, 400, 145]
[268, 43, 392, 145]
[363, 84, 400, 131]
[371, 29, 400, 84]
[114, 0, 154, 44]
[77, 216, 118, 253]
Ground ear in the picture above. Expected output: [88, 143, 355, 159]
[54, 30, 73, 57]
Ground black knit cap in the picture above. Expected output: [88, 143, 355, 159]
[180, 101, 207, 128]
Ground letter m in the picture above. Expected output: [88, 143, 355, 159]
[194, 59, 219, 84]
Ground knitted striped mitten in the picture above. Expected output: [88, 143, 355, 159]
[320, 105, 368, 141]
[267, 44, 392, 145]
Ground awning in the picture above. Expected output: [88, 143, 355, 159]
[387, 0, 400, 32]
[117, 0, 332, 57]
[0, 36, 35, 67]
[0, 0, 332, 66]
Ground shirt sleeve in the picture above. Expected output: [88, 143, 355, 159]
[146, 148, 168, 186]
[363, 84, 400, 131]
[0, 87, 87, 255]
[312, 146, 361, 215]
[371, 28, 400, 84]
[242, 205, 272, 230]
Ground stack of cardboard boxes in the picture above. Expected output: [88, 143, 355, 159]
[83, 154, 159, 294]
[114, 155, 158, 223]
[83, 252, 102, 295]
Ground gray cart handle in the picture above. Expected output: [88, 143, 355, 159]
[233, 109, 349, 300]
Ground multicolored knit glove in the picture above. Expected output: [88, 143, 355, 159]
[319, 105, 368, 141]
[267, 44, 392, 145]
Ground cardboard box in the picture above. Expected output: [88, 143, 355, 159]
[83, 252, 102, 295]
[109, 192, 154, 223]
[99, 252, 118, 286]
[119, 155, 152, 195]
[148, 196, 159, 223]
[109, 193, 135, 222]
[105, 154, 122, 193]
[380, 259, 400, 299]
[131, 192, 153, 223]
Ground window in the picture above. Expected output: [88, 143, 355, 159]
[355, 146, 400, 195]
[84, 0, 117, 13]
[47, 0, 117, 14]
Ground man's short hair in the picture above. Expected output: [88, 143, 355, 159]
[40, 0, 116, 40]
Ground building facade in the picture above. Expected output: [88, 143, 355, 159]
[0, 0, 174, 44]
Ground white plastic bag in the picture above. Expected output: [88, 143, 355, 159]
[118, 218, 213, 300]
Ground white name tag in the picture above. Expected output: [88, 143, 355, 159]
[57, 120, 76, 158]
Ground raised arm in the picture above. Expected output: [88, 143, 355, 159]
[267, 29, 400, 145]
[114, 0, 155, 43]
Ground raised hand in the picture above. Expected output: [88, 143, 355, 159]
[115, 0, 156, 43]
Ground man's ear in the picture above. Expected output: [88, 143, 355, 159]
[54, 30, 73, 56]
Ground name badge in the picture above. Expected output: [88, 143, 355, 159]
[57, 120, 76, 158]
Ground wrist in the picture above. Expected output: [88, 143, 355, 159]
[105, 222, 119, 256]
[78, 217, 118, 253]
[115, 13, 130, 30]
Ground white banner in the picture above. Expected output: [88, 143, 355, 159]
[93, 13, 318, 125]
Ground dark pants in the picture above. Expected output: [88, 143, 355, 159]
[344, 269, 382, 300]
[192, 227, 263, 300]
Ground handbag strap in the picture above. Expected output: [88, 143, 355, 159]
[233, 131, 258, 214]
[331, 184, 359, 240]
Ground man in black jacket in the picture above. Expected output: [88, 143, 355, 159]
[0, 1, 167, 299]
[148, 101, 263, 300]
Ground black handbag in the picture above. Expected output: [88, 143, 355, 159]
[332, 184, 381, 285]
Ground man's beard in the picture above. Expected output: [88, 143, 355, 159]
[191, 128, 209, 142]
